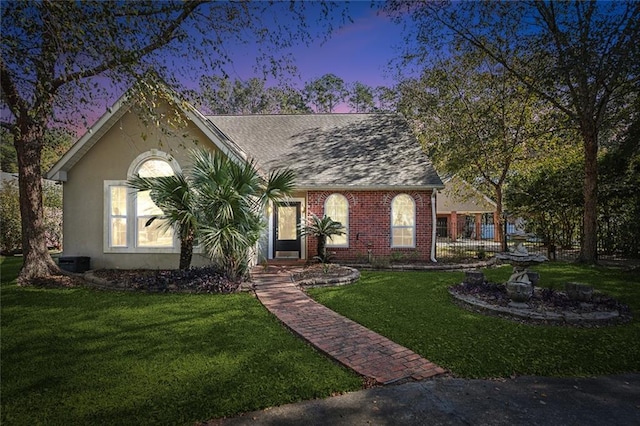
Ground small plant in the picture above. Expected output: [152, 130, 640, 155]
[299, 214, 345, 262]
[354, 251, 369, 263]
[409, 249, 421, 261]
[370, 256, 390, 269]
[390, 251, 405, 263]
[313, 254, 333, 274]
[477, 246, 486, 260]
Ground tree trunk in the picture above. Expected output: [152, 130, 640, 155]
[577, 124, 599, 264]
[494, 185, 504, 246]
[317, 236, 326, 262]
[179, 228, 195, 270]
[15, 120, 60, 284]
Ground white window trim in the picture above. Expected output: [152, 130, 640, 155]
[104, 181, 181, 253]
[106, 183, 128, 249]
[104, 150, 183, 254]
[324, 193, 349, 248]
[391, 194, 416, 248]
[127, 149, 181, 178]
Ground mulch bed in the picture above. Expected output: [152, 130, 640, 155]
[90, 267, 238, 293]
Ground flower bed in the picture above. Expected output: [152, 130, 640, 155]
[449, 280, 632, 327]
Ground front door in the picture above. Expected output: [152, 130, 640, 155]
[274, 202, 301, 259]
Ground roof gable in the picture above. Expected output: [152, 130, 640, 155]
[46, 86, 247, 181]
[437, 176, 496, 214]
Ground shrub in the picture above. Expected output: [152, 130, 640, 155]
[0, 178, 62, 254]
[0, 179, 21, 254]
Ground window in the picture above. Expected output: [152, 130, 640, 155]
[391, 194, 415, 247]
[109, 186, 128, 247]
[104, 151, 179, 252]
[325, 193, 348, 247]
[135, 159, 174, 248]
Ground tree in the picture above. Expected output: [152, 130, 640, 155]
[400, 52, 551, 244]
[265, 86, 312, 114]
[303, 74, 348, 112]
[505, 150, 584, 258]
[300, 214, 345, 262]
[1, 128, 73, 175]
[200, 76, 270, 114]
[598, 114, 640, 257]
[128, 149, 295, 276]
[374, 85, 399, 112]
[1, 177, 63, 256]
[127, 173, 197, 271]
[0, 179, 22, 255]
[387, 0, 640, 263]
[1, 1, 345, 282]
[199, 76, 311, 114]
[347, 82, 375, 112]
[191, 149, 295, 281]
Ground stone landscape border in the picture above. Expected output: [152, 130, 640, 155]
[293, 266, 361, 288]
[346, 258, 497, 271]
[449, 289, 629, 327]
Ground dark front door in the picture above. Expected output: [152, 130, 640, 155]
[274, 202, 301, 259]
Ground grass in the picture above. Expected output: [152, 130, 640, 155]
[0, 257, 362, 426]
[308, 263, 640, 379]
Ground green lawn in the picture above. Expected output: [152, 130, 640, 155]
[0, 257, 361, 426]
[308, 263, 640, 379]
[4, 258, 638, 425]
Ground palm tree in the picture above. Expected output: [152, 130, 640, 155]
[128, 149, 295, 277]
[190, 149, 294, 280]
[300, 214, 345, 262]
[128, 172, 197, 270]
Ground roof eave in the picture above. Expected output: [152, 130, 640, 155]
[294, 184, 445, 192]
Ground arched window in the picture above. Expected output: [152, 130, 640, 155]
[105, 150, 179, 252]
[391, 194, 415, 248]
[324, 193, 348, 247]
[134, 158, 175, 247]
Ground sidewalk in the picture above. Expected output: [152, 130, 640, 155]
[251, 267, 446, 384]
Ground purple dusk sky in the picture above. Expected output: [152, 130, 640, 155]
[179, 2, 410, 92]
[79, 2, 411, 131]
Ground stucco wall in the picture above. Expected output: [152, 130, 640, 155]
[62, 105, 216, 270]
[306, 190, 435, 263]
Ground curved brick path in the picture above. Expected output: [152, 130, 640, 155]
[251, 267, 446, 385]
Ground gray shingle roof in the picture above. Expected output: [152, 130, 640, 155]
[206, 113, 443, 189]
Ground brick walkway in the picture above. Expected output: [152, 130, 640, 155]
[251, 267, 446, 385]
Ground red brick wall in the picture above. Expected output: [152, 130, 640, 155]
[306, 190, 435, 263]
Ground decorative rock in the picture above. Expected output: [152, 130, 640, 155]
[527, 271, 540, 287]
[566, 282, 594, 302]
[464, 270, 485, 285]
[506, 281, 533, 303]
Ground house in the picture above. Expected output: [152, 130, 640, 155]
[436, 176, 498, 242]
[47, 86, 443, 270]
